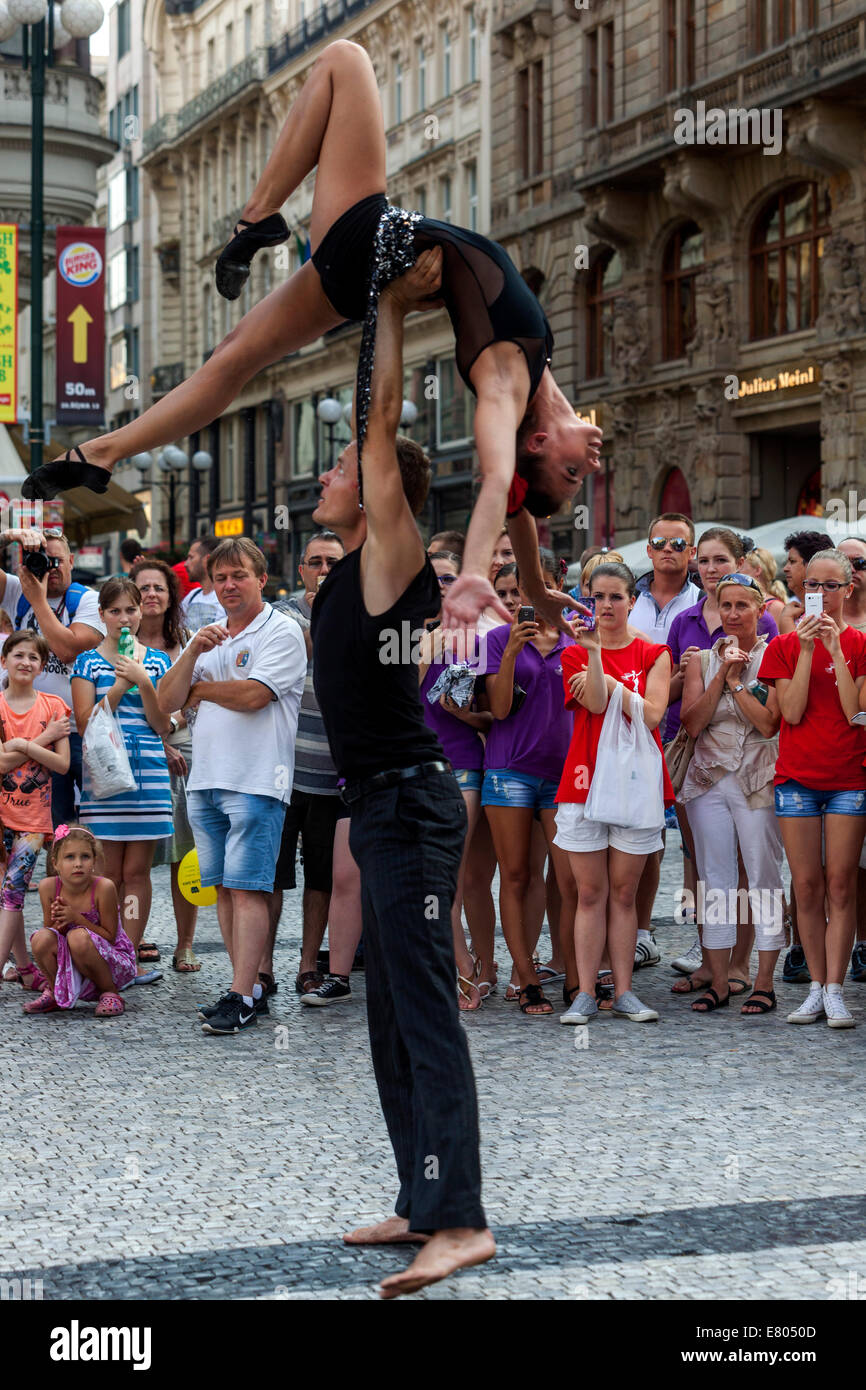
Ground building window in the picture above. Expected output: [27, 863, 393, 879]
[394, 58, 403, 124]
[776, 0, 796, 43]
[586, 249, 622, 379]
[108, 250, 127, 310]
[223, 147, 234, 216]
[442, 28, 452, 97]
[108, 169, 127, 231]
[466, 161, 478, 232]
[415, 185, 427, 216]
[127, 245, 140, 304]
[109, 335, 127, 391]
[416, 40, 426, 112]
[665, 0, 677, 92]
[749, 182, 830, 339]
[207, 37, 215, 83]
[440, 175, 452, 223]
[662, 221, 704, 359]
[685, 0, 696, 83]
[221, 418, 236, 500]
[585, 29, 598, 127]
[468, 7, 478, 82]
[437, 358, 473, 447]
[292, 399, 316, 477]
[127, 326, 140, 381]
[603, 22, 614, 123]
[225, 23, 233, 72]
[128, 165, 139, 220]
[117, 0, 130, 58]
[203, 283, 214, 354]
[244, 6, 253, 54]
[517, 61, 543, 179]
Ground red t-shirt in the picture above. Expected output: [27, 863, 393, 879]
[556, 638, 675, 805]
[171, 562, 198, 601]
[758, 626, 866, 789]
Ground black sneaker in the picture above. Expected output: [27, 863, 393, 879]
[783, 945, 811, 983]
[197, 990, 231, 1021]
[201, 991, 258, 1035]
[254, 991, 270, 1015]
[299, 975, 352, 1007]
[850, 942, 866, 983]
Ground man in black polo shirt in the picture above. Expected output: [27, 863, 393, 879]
[311, 247, 493, 1299]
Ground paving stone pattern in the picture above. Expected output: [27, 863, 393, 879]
[2, 832, 864, 1300]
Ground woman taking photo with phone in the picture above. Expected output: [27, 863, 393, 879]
[481, 569, 577, 1016]
[554, 562, 673, 1025]
[759, 549, 866, 1027]
[679, 573, 784, 1016]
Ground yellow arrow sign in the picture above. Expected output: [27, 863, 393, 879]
[68, 303, 93, 363]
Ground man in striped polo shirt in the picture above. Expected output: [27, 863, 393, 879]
[270, 531, 350, 998]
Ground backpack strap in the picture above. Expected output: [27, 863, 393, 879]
[15, 581, 86, 630]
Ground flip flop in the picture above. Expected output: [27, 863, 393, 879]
[138, 942, 161, 963]
[21, 444, 111, 501]
[691, 987, 730, 1013]
[172, 948, 201, 973]
[121, 967, 163, 988]
[536, 966, 566, 985]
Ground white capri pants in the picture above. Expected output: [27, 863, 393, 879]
[687, 771, 786, 951]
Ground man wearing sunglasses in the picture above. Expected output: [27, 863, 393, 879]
[631, 514, 700, 645]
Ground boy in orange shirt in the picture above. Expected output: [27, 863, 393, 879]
[0, 632, 71, 990]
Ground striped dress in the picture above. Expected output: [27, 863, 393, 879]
[71, 648, 173, 841]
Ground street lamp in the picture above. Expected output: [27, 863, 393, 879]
[316, 395, 343, 470]
[400, 399, 418, 429]
[136, 446, 212, 551]
[3, 0, 105, 478]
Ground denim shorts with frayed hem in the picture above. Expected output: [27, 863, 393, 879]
[187, 788, 286, 891]
[774, 780, 866, 818]
[481, 769, 559, 811]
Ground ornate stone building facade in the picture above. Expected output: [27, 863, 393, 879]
[489, 0, 866, 554]
[139, 0, 490, 573]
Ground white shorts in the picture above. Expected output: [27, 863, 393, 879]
[553, 802, 665, 857]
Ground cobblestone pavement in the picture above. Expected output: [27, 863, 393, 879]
[2, 832, 865, 1301]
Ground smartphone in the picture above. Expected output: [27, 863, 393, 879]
[804, 592, 823, 618]
[579, 596, 596, 631]
[517, 606, 535, 625]
[850, 712, 866, 726]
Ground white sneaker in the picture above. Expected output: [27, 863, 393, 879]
[671, 936, 703, 975]
[612, 990, 659, 1022]
[787, 985, 825, 1024]
[560, 991, 597, 1025]
[823, 984, 855, 1029]
[634, 935, 661, 969]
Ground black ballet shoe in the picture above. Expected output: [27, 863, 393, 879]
[21, 445, 110, 501]
[215, 213, 289, 301]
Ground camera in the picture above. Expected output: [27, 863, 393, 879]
[22, 548, 61, 581]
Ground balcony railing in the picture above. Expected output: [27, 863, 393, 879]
[142, 50, 268, 156]
[267, 0, 375, 75]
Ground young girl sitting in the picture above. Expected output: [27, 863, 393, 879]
[25, 824, 137, 1016]
[0, 632, 71, 992]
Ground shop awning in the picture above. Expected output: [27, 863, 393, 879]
[0, 427, 147, 542]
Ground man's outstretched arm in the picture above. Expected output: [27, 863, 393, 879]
[360, 248, 442, 615]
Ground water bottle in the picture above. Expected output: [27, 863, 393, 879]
[119, 626, 138, 693]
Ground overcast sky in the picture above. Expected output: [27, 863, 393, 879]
[89, 14, 109, 58]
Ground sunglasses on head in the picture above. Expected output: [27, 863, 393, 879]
[717, 572, 764, 597]
[649, 536, 689, 552]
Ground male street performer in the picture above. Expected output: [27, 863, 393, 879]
[311, 246, 494, 1299]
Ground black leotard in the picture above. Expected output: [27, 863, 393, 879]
[311, 192, 553, 402]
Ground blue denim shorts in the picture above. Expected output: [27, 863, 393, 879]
[187, 788, 287, 891]
[453, 768, 482, 793]
[774, 780, 866, 819]
[481, 769, 559, 811]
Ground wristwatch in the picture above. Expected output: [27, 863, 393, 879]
[168, 716, 179, 733]
[731, 683, 745, 694]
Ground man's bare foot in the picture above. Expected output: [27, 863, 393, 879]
[379, 1226, 495, 1299]
[342, 1216, 430, 1246]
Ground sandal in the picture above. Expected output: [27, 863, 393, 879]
[23, 986, 59, 1014]
[12, 962, 48, 992]
[21, 444, 110, 501]
[537, 965, 566, 985]
[215, 213, 289, 300]
[595, 970, 614, 1012]
[138, 942, 160, 963]
[172, 948, 201, 973]
[741, 988, 777, 1015]
[518, 984, 553, 1017]
[505, 981, 521, 1002]
[258, 972, 278, 997]
[95, 991, 125, 1017]
[691, 987, 730, 1013]
[727, 977, 751, 997]
[671, 975, 712, 994]
[563, 984, 579, 1006]
[457, 957, 483, 1012]
[295, 970, 322, 995]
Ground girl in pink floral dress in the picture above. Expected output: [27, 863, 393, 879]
[24, 825, 136, 1016]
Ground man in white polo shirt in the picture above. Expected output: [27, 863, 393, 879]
[158, 536, 306, 1036]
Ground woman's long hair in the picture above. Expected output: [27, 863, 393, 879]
[130, 556, 188, 651]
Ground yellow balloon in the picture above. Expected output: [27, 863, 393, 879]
[177, 849, 218, 906]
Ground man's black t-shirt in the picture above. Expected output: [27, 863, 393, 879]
[311, 546, 444, 781]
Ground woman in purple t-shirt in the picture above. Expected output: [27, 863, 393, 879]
[418, 552, 494, 1011]
[480, 571, 577, 1016]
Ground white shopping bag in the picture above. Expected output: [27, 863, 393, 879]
[584, 684, 664, 830]
[82, 697, 136, 800]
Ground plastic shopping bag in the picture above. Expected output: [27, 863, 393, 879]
[584, 684, 664, 830]
[82, 697, 137, 800]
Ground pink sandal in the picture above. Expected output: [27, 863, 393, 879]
[95, 991, 125, 1017]
[23, 986, 59, 1014]
[18, 962, 48, 992]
